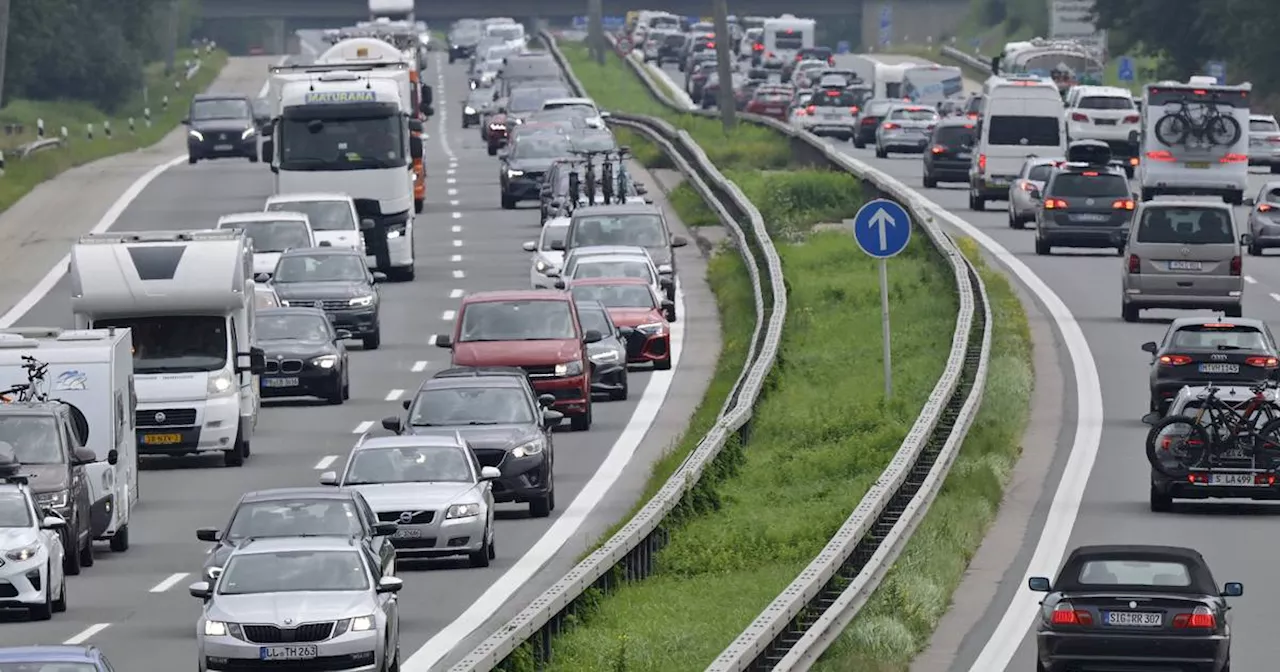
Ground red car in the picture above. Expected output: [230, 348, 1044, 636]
[566, 278, 673, 370]
[434, 290, 602, 430]
[745, 87, 794, 121]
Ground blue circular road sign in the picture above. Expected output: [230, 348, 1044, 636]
[851, 198, 912, 259]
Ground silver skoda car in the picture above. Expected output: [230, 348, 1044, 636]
[190, 536, 403, 671]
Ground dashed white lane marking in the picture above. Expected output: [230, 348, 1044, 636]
[449, 288, 464, 298]
[411, 360, 428, 373]
[451, 225, 462, 233]
[450, 254, 462, 262]
[452, 212, 462, 219]
[452, 240, 462, 247]
[452, 269, 465, 279]
[427, 334, 438, 346]
[385, 389, 404, 402]
[64, 624, 111, 645]
[448, 188, 458, 196]
[447, 168, 456, 175]
[442, 310, 456, 321]
[447, 177, 456, 184]
[314, 455, 338, 470]
[1270, 292, 1280, 302]
[352, 420, 374, 434]
[450, 199, 460, 206]
[149, 573, 188, 593]
[1245, 275, 1257, 284]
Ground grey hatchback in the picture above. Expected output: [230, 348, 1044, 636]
[1121, 202, 1248, 322]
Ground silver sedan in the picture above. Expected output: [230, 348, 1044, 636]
[1007, 157, 1061, 229]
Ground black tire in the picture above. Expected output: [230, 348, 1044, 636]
[363, 330, 381, 350]
[1271, 164, 1280, 174]
[224, 425, 246, 467]
[1140, 188, 1154, 201]
[1249, 242, 1262, 257]
[109, 523, 129, 552]
[1225, 304, 1243, 318]
[1149, 483, 1173, 512]
[529, 493, 551, 518]
[653, 355, 672, 371]
[1008, 209, 1024, 230]
[853, 138, 865, 149]
[609, 373, 629, 401]
[28, 568, 52, 621]
[923, 173, 937, 189]
[79, 538, 94, 568]
[874, 146, 887, 158]
[248, 154, 258, 163]
[500, 193, 516, 209]
[187, 155, 198, 165]
[51, 570, 66, 613]
[569, 403, 592, 431]
[342, 377, 350, 401]
[61, 530, 80, 576]
[1206, 114, 1242, 146]
[467, 527, 492, 568]
[487, 145, 497, 156]
[1154, 113, 1191, 146]
[1145, 415, 1210, 477]
[1035, 237, 1050, 255]
[1122, 303, 1140, 323]
[326, 375, 345, 405]
[972, 195, 986, 211]
[414, 198, 424, 214]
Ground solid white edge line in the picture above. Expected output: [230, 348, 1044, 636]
[411, 361, 428, 373]
[314, 455, 338, 470]
[402, 283, 688, 671]
[148, 572, 188, 593]
[64, 623, 112, 645]
[352, 420, 373, 434]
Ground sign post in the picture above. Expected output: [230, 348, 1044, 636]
[849, 198, 912, 398]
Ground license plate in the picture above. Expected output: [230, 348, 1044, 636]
[213, 144, 233, 151]
[263, 377, 299, 388]
[260, 645, 318, 660]
[1209, 473, 1258, 486]
[394, 528, 423, 539]
[142, 433, 182, 445]
[1168, 260, 1202, 271]
[825, 113, 843, 120]
[989, 179, 1008, 186]
[1198, 363, 1240, 374]
[1072, 213, 1109, 222]
[1103, 611, 1163, 627]
[1096, 119, 1117, 125]
[957, 152, 972, 160]
[1185, 161, 1210, 169]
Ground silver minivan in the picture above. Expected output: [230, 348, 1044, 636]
[1121, 201, 1249, 322]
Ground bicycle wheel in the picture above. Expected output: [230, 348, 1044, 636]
[1205, 114, 1242, 146]
[1252, 417, 1280, 470]
[1154, 113, 1191, 146]
[1146, 415, 1212, 477]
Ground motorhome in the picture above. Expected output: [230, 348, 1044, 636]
[0, 328, 137, 552]
[903, 64, 965, 105]
[215, 211, 317, 278]
[68, 230, 267, 468]
[968, 75, 1067, 209]
[368, 0, 412, 21]
[992, 38, 1103, 94]
[761, 15, 814, 63]
[873, 62, 912, 100]
[1139, 79, 1251, 204]
[263, 69, 423, 281]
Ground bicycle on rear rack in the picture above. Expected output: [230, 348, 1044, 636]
[0, 356, 49, 404]
[1145, 380, 1280, 477]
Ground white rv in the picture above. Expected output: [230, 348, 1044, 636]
[0, 328, 137, 552]
[68, 230, 267, 468]
[369, 0, 412, 21]
[761, 15, 814, 62]
[264, 67, 423, 281]
[873, 62, 912, 100]
[215, 211, 316, 278]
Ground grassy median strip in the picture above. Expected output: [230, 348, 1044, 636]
[0, 48, 227, 213]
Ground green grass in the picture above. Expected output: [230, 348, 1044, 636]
[811, 237, 1034, 672]
[0, 48, 227, 213]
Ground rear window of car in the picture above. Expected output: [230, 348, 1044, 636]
[1048, 173, 1129, 197]
[1136, 207, 1234, 244]
[1077, 96, 1133, 110]
[755, 91, 791, 102]
[888, 108, 938, 121]
[865, 101, 895, 117]
[1251, 119, 1279, 132]
[933, 126, 975, 145]
[810, 90, 859, 107]
[964, 96, 983, 114]
[800, 47, 832, 59]
[1026, 164, 1056, 181]
[987, 116, 1061, 146]
[1076, 560, 1191, 588]
[1171, 324, 1268, 350]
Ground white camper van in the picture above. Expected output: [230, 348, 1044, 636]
[761, 15, 815, 63]
[216, 212, 316, 278]
[0, 328, 138, 551]
[1139, 79, 1251, 204]
[68, 230, 267, 468]
[968, 75, 1067, 210]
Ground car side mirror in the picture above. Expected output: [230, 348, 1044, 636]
[1244, 197, 1256, 206]
[410, 135, 423, 159]
[372, 271, 387, 283]
[189, 581, 213, 600]
[553, 279, 566, 289]
[237, 346, 267, 374]
[335, 329, 352, 340]
[1027, 576, 1051, 592]
[41, 515, 66, 530]
[72, 446, 97, 466]
[1141, 411, 1161, 425]
[480, 466, 501, 480]
[318, 470, 338, 486]
[254, 272, 271, 283]
[434, 334, 453, 348]
[537, 393, 556, 407]
[107, 449, 118, 466]
[360, 218, 375, 231]
[1141, 341, 1158, 354]
[381, 416, 403, 433]
[373, 521, 397, 536]
[542, 409, 564, 426]
[583, 329, 603, 344]
[1240, 233, 1253, 247]
[521, 241, 536, 252]
[671, 235, 688, 248]
[377, 576, 404, 594]
[260, 138, 274, 163]
[1029, 189, 1041, 200]
[1222, 582, 1243, 597]
[196, 527, 221, 542]
[550, 240, 566, 251]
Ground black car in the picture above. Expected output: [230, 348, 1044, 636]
[381, 367, 561, 517]
[500, 132, 574, 210]
[854, 99, 897, 149]
[686, 60, 717, 102]
[923, 118, 977, 188]
[256, 307, 351, 404]
[556, 204, 689, 311]
[1141, 317, 1280, 414]
[1031, 544, 1238, 672]
[462, 87, 492, 129]
[575, 299, 630, 400]
[266, 248, 384, 350]
[1034, 140, 1134, 256]
[183, 94, 258, 164]
[195, 487, 397, 582]
[656, 32, 687, 65]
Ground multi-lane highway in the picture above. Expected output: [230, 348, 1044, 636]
[648, 52, 1280, 671]
[0, 40, 718, 669]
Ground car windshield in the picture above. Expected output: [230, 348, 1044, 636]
[222, 220, 311, 253]
[488, 25, 522, 40]
[226, 499, 362, 540]
[459, 300, 576, 341]
[266, 200, 355, 231]
[934, 126, 975, 146]
[544, 102, 594, 115]
[540, 224, 569, 250]
[571, 260, 654, 282]
[255, 287, 280, 309]
[1251, 119, 1279, 132]
[987, 116, 1061, 146]
[219, 550, 369, 594]
[576, 305, 613, 335]
[510, 89, 568, 113]
[192, 98, 250, 120]
[94, 315, 227, 374]
[572, 132, 616, 152]
[865, 101, 895, 116]
[570, 214, 666, 248]
[278, 114, 404, 171]
[1049, 173, 1129, 197]
[344, 445, 473, 484]
[410, 387, 534, 426]
[273, 254, 367, 282]
[511, 135, 572, 159]
[1136, 207, 1234, 244]
[0, 491, 31, 527]
[257, 313, 331, 341]
[1078, 96, 1133, 110]
[1076, 559, 1192, 588]
[570, 284, 656, 308]
[468, 88, 494, 106]
[0, 416, 61, 465]
[1171, 325, 1268, 350]
[888, 108, 938, 121]
[754, 91, 791, 103]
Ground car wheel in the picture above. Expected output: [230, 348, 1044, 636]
[1225, 304, 1243, 318]
[569, 403, 592, 431]
[187, 155, 198, 165]
[1272, 163, 1280, 174]
[922, 173, 937, 189]
[467, 527, 492, 567]
[1249, 242, 1263, 256]
[853, 138, 865, 149]
[61, 530, 80, 576]
[28, 566, 52, 621]
[342, 376, 350, 401]
[224, 425, 247, 467]
[414, 198, 424, 214]
[487, 145, 497, 156]
[52, 569, 66, 613]
[529, 492, 551, 518]
[501, 193, 516, 210]
[972, 196, 986, 212]
[610, 372, 629, 401]
[1149, 483, 1173, 512]
[653, 354, 673, 371]
[326, 375, 345, 405]
[363, 330, 381, 350]
[79, 537, 94, 568]
[1007, 209, 1023, 230]
[109, 523, 129, 552]
[874, 146, 887, 158]
[1034, 236, 1050, 255]
[1122, 302, 1139, 323]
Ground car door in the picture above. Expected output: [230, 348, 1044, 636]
[363, 545, 398, 642]
[357, 493, 395, 576]
[61, 417, 91, 544]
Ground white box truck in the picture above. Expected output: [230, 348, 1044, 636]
[0, 328, 138, 551]
[68, 230, 267, 468]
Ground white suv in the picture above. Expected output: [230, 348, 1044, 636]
[1066, 85, 1141, 174]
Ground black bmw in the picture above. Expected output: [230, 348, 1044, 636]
[256, 307, 350, 404]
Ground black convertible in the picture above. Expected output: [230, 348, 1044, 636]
[1031, 545, 1240, 672]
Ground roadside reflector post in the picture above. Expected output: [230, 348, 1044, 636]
[86, 124, 93, 141]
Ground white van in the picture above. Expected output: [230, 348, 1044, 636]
[216, 212, 316, 279]
[968, 75, 1066, 210]
[761, 15, 814, 63]
[1138, 80, 1251, 205]
[264, 192, 371, 261]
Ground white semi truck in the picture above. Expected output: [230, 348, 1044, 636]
[68, 230, 266, 468]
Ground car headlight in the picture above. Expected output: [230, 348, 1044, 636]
[446, 502, 481, 519]
[507, 168, 524, 177]
[37, 490, 68, 509]
[278, 300, 290, 306]
[590, 349, 619, 364]
[636, 322, 665, 334]
[204, 620, 229, 637]
[188, 130, 204, 142]
[208, 370, 235, 396]
[464, 105, 476, 114]
[554, 359, 583, 376]
[241, 127, 255, 139]
[6, 543, 41, 562]
[348, 295, 375, 307]
[535, 259, 549, 273]
[311, 355, 338, 369]
[512, 440, 544, 458]
[349, 615, 375, 632]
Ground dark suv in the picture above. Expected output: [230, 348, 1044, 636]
[381, 367, 561, 517]
[184, 94, 258, 164]
[1034, 140, 1136, 256]
[923, 118, 977, 188]
[266, 248, 385, 350]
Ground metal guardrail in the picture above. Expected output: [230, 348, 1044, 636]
[18, 138, 64, 158]
[446, 29, 992, 672]
[939, 45, 994, 75]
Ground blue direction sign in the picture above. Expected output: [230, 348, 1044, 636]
[1117, 56, 1134, 83]
[572, 16, 587, 29]
[836, 40, 850, 54]
[879, 5, 892, 46]
[603, 16, 626, 29]
[852, 199, 911, 259]
[1206, 60, 1226, 85]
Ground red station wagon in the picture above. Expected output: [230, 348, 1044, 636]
[434, 290, 602, 431]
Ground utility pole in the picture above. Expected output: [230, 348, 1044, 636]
[587, 0, 605, 65]
[711, 0, 736, 130]
[0, 0, 11, 109]
[164, 0, 179, 76]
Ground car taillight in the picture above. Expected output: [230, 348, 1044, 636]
[1246, 356, 1279, 369]
[1112, 199, 1135, 210]
[1070, 112, 1088, 122]
[931, 145, 945, 154]
[1146, 150, 1175, 162]
[1019, 181, 1036, 191]
[850, 106, 859, 114]
[1231, 255, 1242, 275]
[806, 105, 816, 114]
[1269, 135, 1280, 143]
[1050, 602, 1092, 626]
[828, 56, 835, 65]
[1260, 204, 1275, 212]
[861, 117, 877, 126]
[881, 122, 899, 129]
[1159, 354, 1192, 366]
[1220, 153, 1248, 164]
[977, 154, 986, 171]
[1173, 606, 1216, 629]
[753, 43, 763, 51]
[794, 53, 803, 61]
[1043, 198, 1068, 209]
[1123, 114, 1140, 123]
[1128, 254, 1140, 273]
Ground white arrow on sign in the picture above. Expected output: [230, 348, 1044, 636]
[868, 207, 897, 251]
